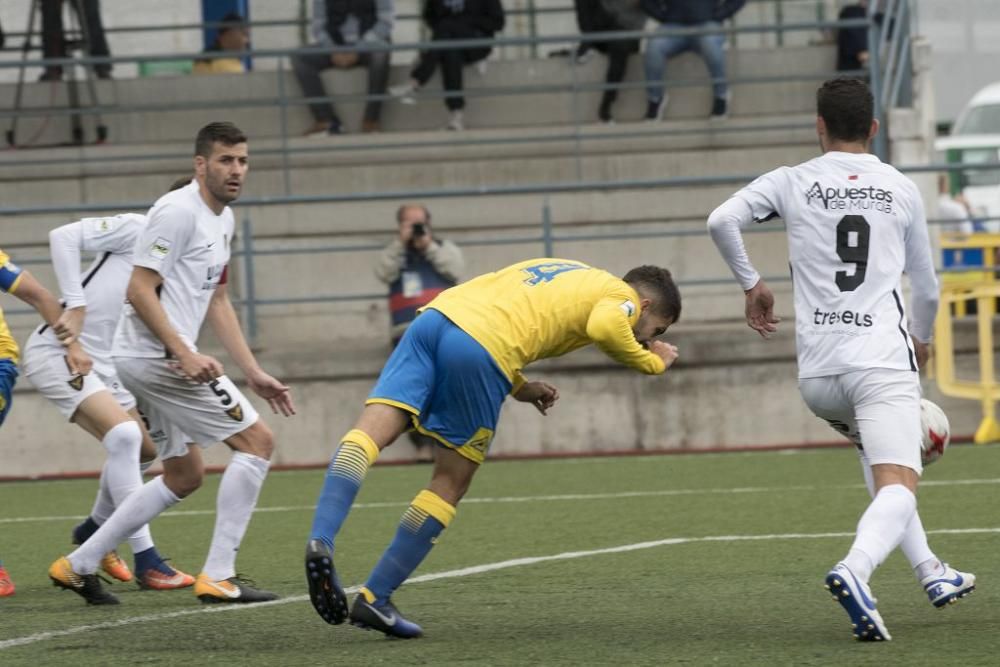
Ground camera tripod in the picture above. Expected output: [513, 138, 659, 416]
[6, 0, 109, 147]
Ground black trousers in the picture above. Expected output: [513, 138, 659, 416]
[41, 0, 111, 75]
[411, 20, 492, 111]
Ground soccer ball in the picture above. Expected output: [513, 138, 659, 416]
[920, 399, 950, 466]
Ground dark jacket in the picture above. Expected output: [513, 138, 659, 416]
[324, 0, 393, 45]
[423, 0, 505, 35]
[641, 0, 745, 25]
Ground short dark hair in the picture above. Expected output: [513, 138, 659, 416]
[816, 78, 873, 143]
[623, 265, 681, 323]
[218, 12, 247, 33]
[195, 122, 247, 158]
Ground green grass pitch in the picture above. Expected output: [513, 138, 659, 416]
[1, 445, 997, 666]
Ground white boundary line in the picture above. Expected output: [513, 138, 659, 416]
[2, 477, 998, 525]
[2, 526, 997, 651]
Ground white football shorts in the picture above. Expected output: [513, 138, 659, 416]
[798, 367, 922, 474]
[114, 356, 259, 460]
[22, 341, 136, 420]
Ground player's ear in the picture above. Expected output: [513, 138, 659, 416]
[194, 155, 207, 178]
[868, 118, 880, 141]
[639, 297, 652, 311]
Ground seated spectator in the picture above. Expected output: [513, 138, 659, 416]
[640, 0, 745, 121]
[572, 0, 647, 123]
[836, 0, 869, 72]
[193, 12, 250, 75]
[40, 0, 112, 81]
[293, 0, 394, 135]
[388, 0, 505, 131]
[374, 204, 464, 462]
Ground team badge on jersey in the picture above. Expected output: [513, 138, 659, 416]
[148, 237, 172, 260]
[226, 404, 244, 422]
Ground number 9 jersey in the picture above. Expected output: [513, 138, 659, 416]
[710, 151, 939, 378]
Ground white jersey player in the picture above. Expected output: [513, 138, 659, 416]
[49, 122, 295, 606]
[23, 210, 194, 591]
[708, 78, 975, 642]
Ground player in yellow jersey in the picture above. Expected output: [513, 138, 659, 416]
[305, 259, 681, 637]
[1, 248, 91, 597]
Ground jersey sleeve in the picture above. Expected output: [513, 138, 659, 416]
[902, 183, 939, 343]
[585, 295, 667, 375]
[133, 203, 195, 278]
[0, 249, 24, 294]
[80, 215, 144, 255]
[49, 221, 87, 308]
[707, 168, 789, 291]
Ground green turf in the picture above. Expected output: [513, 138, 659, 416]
[1, 445, 997, 665]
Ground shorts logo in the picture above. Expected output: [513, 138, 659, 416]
[465, 427, 494, 455]
[0, 394, 6, 413]
[68, 375, 85, 391]
[148, 237, 172, 260]
[226, 405, 244, 422]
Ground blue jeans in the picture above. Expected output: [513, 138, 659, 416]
[644, 22, 727, 103]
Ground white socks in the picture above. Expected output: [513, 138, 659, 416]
[101, 421, 155, 553]
[201, 452, 270, 581]
[857, 453, 937, 581]
[843, 484, 917, 582]
[69, 475, 180, 574]
[89, 464, 116, 524]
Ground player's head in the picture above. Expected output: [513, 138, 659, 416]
[815, 77, 877, 150]
[623, 265, 681, 343]
[194, 121, 248, 206]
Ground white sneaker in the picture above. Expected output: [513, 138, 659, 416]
[389, 83, 417, 105]
[446, 110, 464, 131]
[824, 563, 891, 642]
[922, 564, 976, 608]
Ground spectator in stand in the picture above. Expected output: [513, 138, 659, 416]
[388, 0, 505, 131]
[293, 0, 394, 135]
[193, 12, 250, 75]
[937, 174, 975, 235]
[40, 0, 112, 81]
[641, 0, 745, 121]
[374, 204, 464, 461]
[572, 0, 648, 124]
[836, 0, 869, 72]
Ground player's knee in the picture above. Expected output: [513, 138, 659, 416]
[244, 421, 275, 460]
[166, 469, 203, 498]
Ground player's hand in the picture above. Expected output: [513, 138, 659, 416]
[514, 380, 559, 415]
[54, 306, 86, 346]
[64, 342, 92, 376]
[170, 352, 224, 384]
[745, 280, 780, 338]
[247, 368, 296, 417]
[648, 340, 679, 369]
[912, 336, 930, 370]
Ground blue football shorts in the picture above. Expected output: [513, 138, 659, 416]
[0, 358, 19, 427]
[367, 308, 511, 464]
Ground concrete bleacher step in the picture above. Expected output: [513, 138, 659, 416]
[0, 45, 835, 146]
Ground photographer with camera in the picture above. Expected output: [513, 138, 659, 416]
[375, 204, 465, 346]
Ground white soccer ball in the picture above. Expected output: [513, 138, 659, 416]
[920, 399, 950, 466]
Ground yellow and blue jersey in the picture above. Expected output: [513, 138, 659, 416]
[0, 248, 26, 364]
[425, 258, 666, 389]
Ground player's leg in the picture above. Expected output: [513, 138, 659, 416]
[801, 373, 895, 640]
[349, 316, 510, 638]
[306, 312, 445, 623]
[0, 359, 15, 597]
[350, 446, 474, 638]
[856, 450, 975, 606]
[193, 418, 277, 603]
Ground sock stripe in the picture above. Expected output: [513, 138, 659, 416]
[412, 490, 456, 528]
[400, 506, 429, 533]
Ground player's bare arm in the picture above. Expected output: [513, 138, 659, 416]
[513, 380, 560, 415]
[13, 269, 92, 375]
[206, 281, 295, 417]
[126, 265, 223, 383]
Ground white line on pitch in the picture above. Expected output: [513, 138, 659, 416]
[2, 526, 998, 651]
[2, 477, 998, 525]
